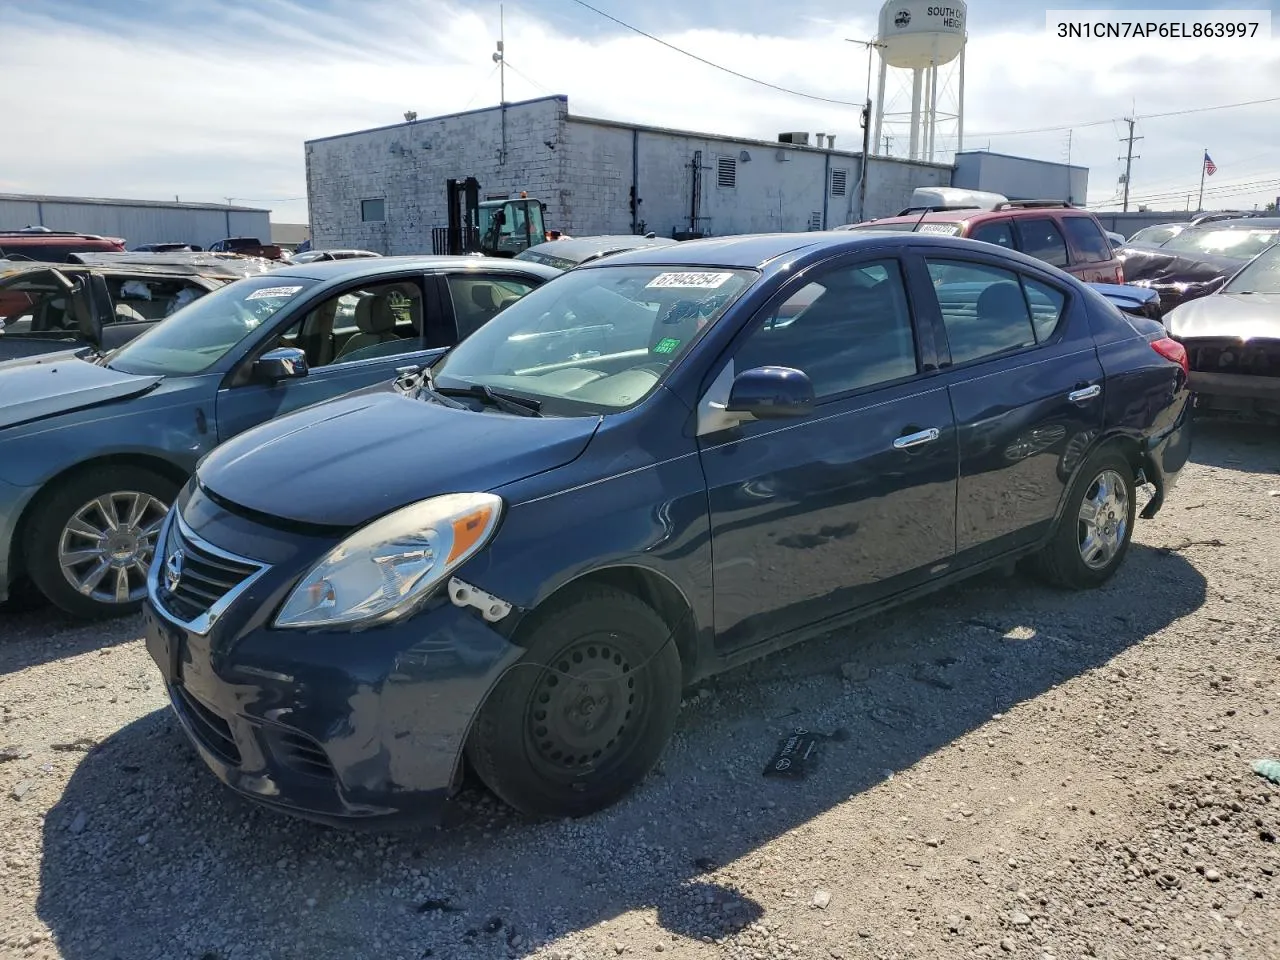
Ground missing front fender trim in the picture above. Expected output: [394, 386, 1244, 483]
[448, 578, 512, 623]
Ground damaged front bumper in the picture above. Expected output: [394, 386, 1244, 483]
[142, 507, 525, 829]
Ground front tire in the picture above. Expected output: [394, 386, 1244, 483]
[465, 585, 683, 819]
[1033, 447, 1136, 589]
[24, 466, 177, 620]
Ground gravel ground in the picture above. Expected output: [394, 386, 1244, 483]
[0, 420, 1277, 960]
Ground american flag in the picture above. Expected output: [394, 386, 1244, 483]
[1204, 152, 1217, 176]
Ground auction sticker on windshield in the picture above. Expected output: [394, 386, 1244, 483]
[646, 272, 735, 289]
[245, 285, 305, 301]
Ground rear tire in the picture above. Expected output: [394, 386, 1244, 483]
[24, 466, 178, 620]
[465, 584, 682, 819]
[1032, 447, 1136, 590]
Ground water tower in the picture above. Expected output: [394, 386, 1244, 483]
[872, 0, 967, 163]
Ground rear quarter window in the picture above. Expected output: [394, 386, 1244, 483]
[968, 220, 1015, 249]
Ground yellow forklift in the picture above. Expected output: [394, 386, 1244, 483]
[444, 177, 556, 257]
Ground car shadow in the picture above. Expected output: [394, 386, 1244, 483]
[35, 543, 1206, 958]
[0, 592, 140, 675]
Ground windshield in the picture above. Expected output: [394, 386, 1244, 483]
[1163, 227, 1280, 259]
[432, 265, 756, 414]
[1130, 225, 1179, 246]
[107, 274, 317, 376]
[1223, 242, 1280, 294]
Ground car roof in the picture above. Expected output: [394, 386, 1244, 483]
[267, 254, 564, 282]
[1180, 218, 1280, 231]
[0, 260, 232, 283]
[861, 206, 1100, 229]
[524, 235, 679, 260]
[68, 251, 276, 278]
[577, 230, 1081, 276]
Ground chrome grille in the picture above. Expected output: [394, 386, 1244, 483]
[1184, 337, 1280, 378]
[152, 513, 269, 634]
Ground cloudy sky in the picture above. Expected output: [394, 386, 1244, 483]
[2, 0, 1277, 225]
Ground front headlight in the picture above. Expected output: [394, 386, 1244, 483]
[274, 492, 503, 629]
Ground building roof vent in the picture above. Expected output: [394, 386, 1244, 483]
[778, 132, 810, 145]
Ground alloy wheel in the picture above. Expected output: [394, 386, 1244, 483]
[57, 491, 169, 605]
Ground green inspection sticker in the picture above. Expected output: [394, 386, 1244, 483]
[652, 337, 682, 354]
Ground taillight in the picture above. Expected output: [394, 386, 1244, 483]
[1114, 264, 1124, 283]
[1150, 337, 1189, 377]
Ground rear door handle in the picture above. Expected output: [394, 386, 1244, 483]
[893, 427, 941, 450]
[1068, 384, 1101, 403]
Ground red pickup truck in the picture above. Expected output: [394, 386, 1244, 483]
[207, 236, 288, 261]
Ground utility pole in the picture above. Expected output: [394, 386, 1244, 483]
[1118, 117, 1142, 212]
[845, 37, 885, 222]
[493, 3, 507, 164]
[882, 135, 893, 154]
[1196, 146, 1208, 212]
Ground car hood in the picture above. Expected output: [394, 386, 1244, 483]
[0, 353, 162, 431]
[1117, 243, 1243, 285]
[197, 387, 603, 527]
[1165, 292, 1280, 341]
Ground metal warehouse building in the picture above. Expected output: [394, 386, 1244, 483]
[0, 193, 271, 251]
[305, 95, 1089, 254]
[952, 150, 1089, 206]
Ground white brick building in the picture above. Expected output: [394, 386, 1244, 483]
[304, 96, 956, 254]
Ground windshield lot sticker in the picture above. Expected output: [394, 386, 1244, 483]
[245, 285, 305, 301]
[652, 337, 682, 354]
[646, 272, 734, 289]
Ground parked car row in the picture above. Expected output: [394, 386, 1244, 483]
[0, 214, 1211, 830]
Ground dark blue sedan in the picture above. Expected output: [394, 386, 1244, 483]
[0, 256, 558, 619]
[143, 231, 1192, 826]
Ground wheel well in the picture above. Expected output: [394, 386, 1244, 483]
[529, 566, 699, 684]
[1105, 434, 1144, 478]
[7, 454, 187, 583]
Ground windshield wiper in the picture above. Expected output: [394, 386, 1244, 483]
[434, 382, 542, 417]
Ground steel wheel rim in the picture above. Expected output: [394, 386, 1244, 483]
[1077, 469, 1129, 570]
[57, 491, 169, 604]
[526, 633, 641, 779]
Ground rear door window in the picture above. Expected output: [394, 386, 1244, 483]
[926, 259, 1037, 364]
[1060, 216, 1113, 263]
[968, 220, 1015, 249]
[1014, 219, 1070, 268]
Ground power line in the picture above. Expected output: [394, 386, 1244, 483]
[463, 63, 501, 109]
[1088, 174, 1280, 209]
[560, 1, 1280, 145]
[503, 59, 553, 96]
[966, 95, 1280, 140]
[564, 0, 863, 107]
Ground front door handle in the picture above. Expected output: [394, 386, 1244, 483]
[893, 427, 941, 450]
[1068, 384, 1101, 403]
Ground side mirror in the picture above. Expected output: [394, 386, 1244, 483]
[254, 346, 308, 382]
[725, 365, 815, 419]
